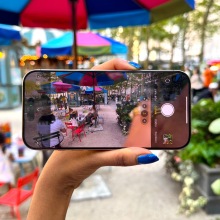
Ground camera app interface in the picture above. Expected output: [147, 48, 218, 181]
[23, 70, 190, 149]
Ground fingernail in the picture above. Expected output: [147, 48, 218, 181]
[128, 61, 142, 69]
[137, 154, 159, 164]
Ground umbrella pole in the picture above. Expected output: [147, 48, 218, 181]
[93, 77, 96, 109]
[71, 0, 78, 69]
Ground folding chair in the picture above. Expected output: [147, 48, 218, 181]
[0, 168, 39, 220]
[72, 124, 86, 142]
[65, 122, 74, 137]
[33, 131, 64, 148]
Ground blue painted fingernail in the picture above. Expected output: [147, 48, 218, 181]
[137, 154, 159, 164]
[128, 61, 142, 69]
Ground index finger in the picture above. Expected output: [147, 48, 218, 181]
[91, 58, 141, 70]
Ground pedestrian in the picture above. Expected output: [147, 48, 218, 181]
[202, 65, 215, 88]
[26, 59, 160, 220]
[193, 82, 220, 103]
[190, 67, 205, 98]
[0, 132, 15, 186]
[184, 66, 191, 78]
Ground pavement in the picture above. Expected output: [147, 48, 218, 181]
[0, 102, 220, 220]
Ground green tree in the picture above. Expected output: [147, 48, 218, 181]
[190, 0, 220, 63]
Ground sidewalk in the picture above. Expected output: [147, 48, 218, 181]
[0, 104, 219, 220]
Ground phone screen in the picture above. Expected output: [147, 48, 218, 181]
[23, 70, 190, 150]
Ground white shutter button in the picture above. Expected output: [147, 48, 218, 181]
[161, 103, 175, 117]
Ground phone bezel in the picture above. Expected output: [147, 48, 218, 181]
[22, 69, 191, 150]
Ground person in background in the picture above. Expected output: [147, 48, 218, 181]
[85, 105, 98, 127]
[0, 132, 15, 187]
[184, 66, 191, 78]
[69, 109, 78, 120]
[193, 82, 220, 103]
[69, 112, 78, 127]
[202, 65, 215, 88]
[190, 67, 205, 98]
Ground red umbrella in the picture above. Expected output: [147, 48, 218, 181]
[52, 82, 72, 93]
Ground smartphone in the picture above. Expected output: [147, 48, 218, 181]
[22, 69, 191, 150]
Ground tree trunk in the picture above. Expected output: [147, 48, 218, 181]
[199, 0, 214, 63]
[181, 18, 188, 68]
[169, 40, 176, 69]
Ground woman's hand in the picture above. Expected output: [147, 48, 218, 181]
[27, 58, 159, 220]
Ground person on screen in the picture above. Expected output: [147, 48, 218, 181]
[37, 111, 66, 148]
[37, 109, 66, 166]
[69, 109, 78, 120]
[27, 59, 159, 220]
[85, 105, 98, 127]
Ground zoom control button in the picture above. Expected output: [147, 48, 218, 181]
[142, 118, 147, 124]
[141, 110, 148, 117]
[164, 78, 171, 84]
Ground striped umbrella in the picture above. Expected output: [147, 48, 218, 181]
[21, 28, 63, 46]
[41, 31, 128, 56]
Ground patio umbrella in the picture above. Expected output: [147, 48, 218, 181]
[52, 82, 72, 93]
[0, 0, 195, 68]
[0, 23, 21, 45]
[56, 70, 127, 105]
[41, 31, 128, 56]
[41, 82, 80, 94]
[85, 87, 103, 94]
[21, 28, 61, 46]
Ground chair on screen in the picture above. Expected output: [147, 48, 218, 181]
[65, 122, 74, 138]
[72, 124, 86, 142]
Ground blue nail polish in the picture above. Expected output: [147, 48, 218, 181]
[128, 61, 142, 69]
[137, 154, 159, 164]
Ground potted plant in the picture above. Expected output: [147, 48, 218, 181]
[116, 102, 136, 135]
[178, 99, 220, 214]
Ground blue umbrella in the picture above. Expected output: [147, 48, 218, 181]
[41, 31, 128, 57]
[0, 23, 21, 45]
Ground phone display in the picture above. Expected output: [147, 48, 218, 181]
[22, 70, 191, 150]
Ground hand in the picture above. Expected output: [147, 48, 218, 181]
[27, 58, 159, 220]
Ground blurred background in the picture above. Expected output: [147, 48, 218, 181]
[0, 0, 220, 219]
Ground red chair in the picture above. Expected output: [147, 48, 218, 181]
[0, 168, 39, 220]
[0, 182, 5, 187]
[72, 124, 86, 142]
[65, 122, 74, 138]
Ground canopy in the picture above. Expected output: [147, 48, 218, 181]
[85, 87, 102, 94]
[84, 87, 108, 94]
[56, 71, 127, 86]
[0, 23, 21, 45]
[0, 0, 195, 29]
[40, 82, 80, 94]
[41, 31, 128, 56]
[0, 0, 195, 68]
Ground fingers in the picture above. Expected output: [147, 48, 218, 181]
[91, 147, 159, 167]
[91, 58, 141, 70]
